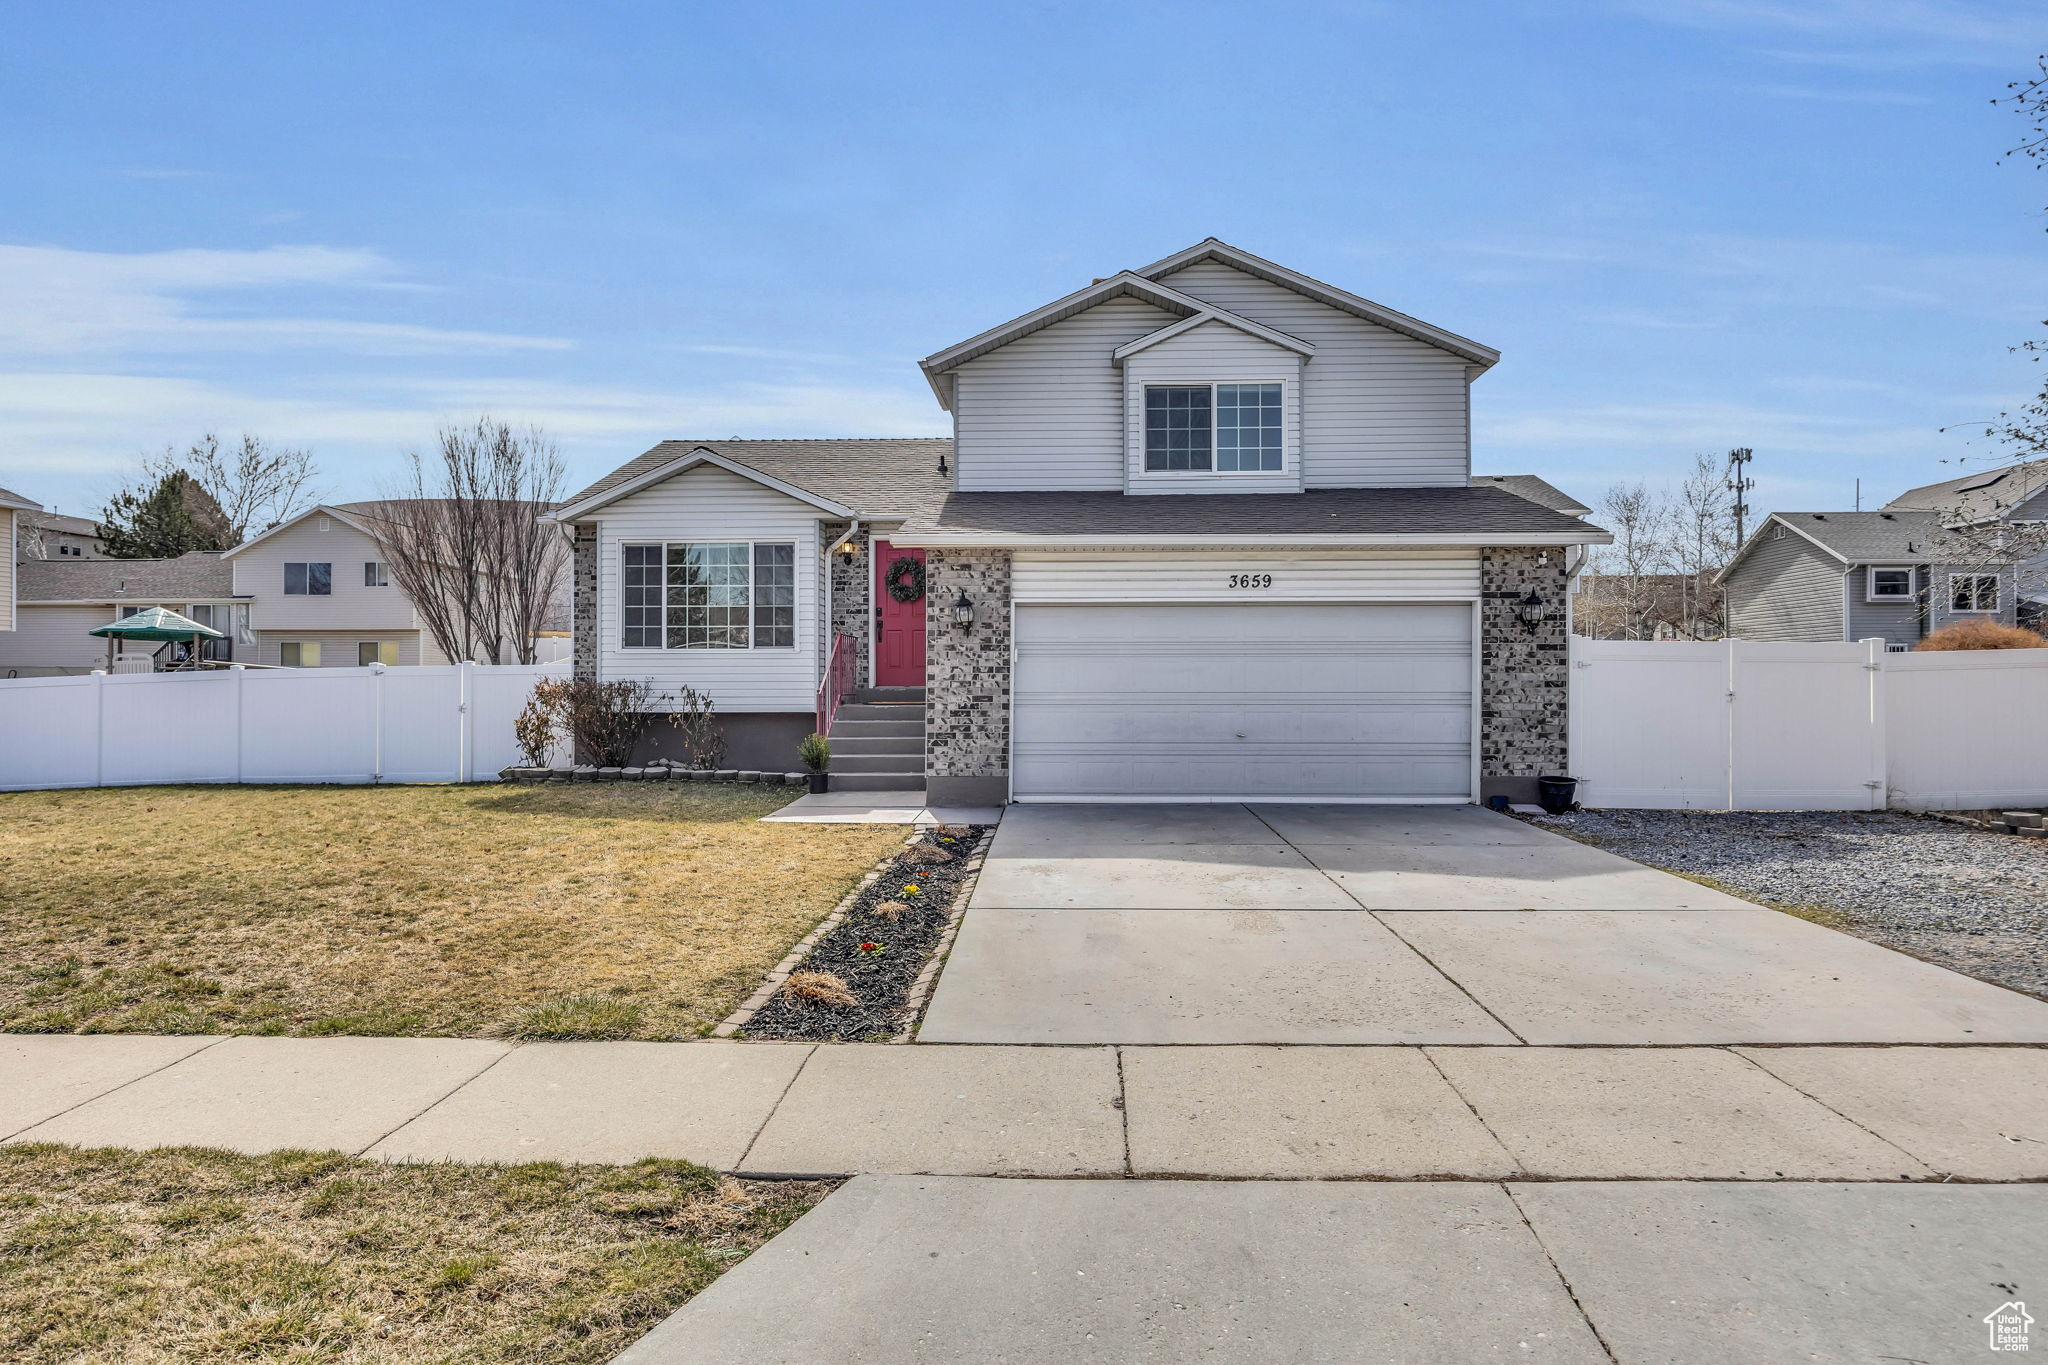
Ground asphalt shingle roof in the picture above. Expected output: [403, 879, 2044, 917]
[16, 551, 234, 603]
[0, 485, 42, 511]
[1771, 510, 1946, 562]
[1472, 474, 1591, 515]
[564, 438, 953, 521]
[897, 485, 1604, 540]
[1883, 461, 2048, 525]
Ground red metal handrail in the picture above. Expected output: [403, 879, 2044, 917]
[816, 631, 856, 735]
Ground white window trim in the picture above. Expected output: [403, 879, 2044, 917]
[1865, 565, 1914, 601]
[1948, 570, 2001, 614]
[617, 540, 799, 651]
[1135, 378, 1298, 479]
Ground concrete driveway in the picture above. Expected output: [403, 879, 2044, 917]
[918, 803, 2048, 1045]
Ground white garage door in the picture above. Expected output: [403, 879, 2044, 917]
[1012, 602, 1473, 801]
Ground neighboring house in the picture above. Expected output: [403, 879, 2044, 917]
[0, 500, 505, 675]
[0, 551, 242, 674]
[1718, 509, 2013, 650]
[557, 239, 1611, 804]
[1884, 459, 2048, 630]
[1575, 572, 1724, 641]
[0, 485, 40, 632]
[219, 504, 453, 668]
[19, 508, 107, 560]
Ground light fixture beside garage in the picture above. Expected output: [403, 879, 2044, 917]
[952, 590, 976, 632]
[1516, 590, 1545, 628]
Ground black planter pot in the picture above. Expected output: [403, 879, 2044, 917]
[1536, 774, 1579, 816]
[808, 771, 829, 795]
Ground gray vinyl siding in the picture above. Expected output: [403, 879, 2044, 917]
[952, 294, 1180, 491]
[1844, 568, 1923, 648]
[1156, 260, 1472, 487]
[1723, 529, 1848, 641]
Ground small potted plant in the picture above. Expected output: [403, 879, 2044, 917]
[798, 732, 831, 794]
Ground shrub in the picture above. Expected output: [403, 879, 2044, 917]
[797, 732, 830, 773]
[513, 688, 559, 767]
[1915, 619, 2048, 651]
[518, 677, 721, 768]
[670, 685, 724, 768]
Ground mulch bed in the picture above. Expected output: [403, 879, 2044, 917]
[741, 825, 991, 1041]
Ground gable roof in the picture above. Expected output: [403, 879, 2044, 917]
[0, 486, 42, 513]
[26, 509, 101, 536]
[1884, 460, 2048, 526]
[1136, 239, 1499, 369]
[917, 240, 1497, 409]
[1720, 510, 1947, 580]
[219, 504, 379, 558]
[558, 438, 952, 523]
[891, 485, 1609, 548]
[1473, 474, 1591, 516]
[17, 550, 234, 604]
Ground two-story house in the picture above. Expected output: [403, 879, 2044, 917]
[0, 501, 466, 674]
[1720, 460, 2048, 649]
[557, 240, 1611, 805]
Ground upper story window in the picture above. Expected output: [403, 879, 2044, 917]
[1866, 567, 1913, 600]
[364, 561, 390, 587]
[1950, 571, 1999, 613]
[1144, 383, 1284, 473]
[620, 541, 796, 650]
[284, 562, 332, 595]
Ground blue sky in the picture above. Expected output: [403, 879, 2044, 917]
[2, 0, 2045, 521]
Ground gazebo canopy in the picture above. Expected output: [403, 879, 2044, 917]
[89, 606, 224, 641]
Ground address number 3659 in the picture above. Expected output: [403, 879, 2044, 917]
[1226, 573, 1274, 589]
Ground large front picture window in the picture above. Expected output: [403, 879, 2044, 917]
[1144, 383, 1284, 472]
[621, 542, 795, 649]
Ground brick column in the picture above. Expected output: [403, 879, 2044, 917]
[923, 548, 1011, 806]
[571, 522, 598, 682]
[825, 524, 871, 685]
[1479, 546, 1570, 805]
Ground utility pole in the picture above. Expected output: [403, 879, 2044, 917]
[1727, 448, 1755, 545]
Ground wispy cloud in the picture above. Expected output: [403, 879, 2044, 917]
[1754, 84, 1933, 104]
[1611, 0, 2047, 68]
[1479, 398, 1959, 460]
[0, 244, 569, 357]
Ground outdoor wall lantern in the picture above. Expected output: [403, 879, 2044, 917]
[952, 590, 976, 632]
[1516, 590, 1545, 628]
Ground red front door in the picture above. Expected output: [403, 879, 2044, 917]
[873, 540, 927, 687]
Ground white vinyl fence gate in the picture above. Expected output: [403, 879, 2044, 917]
[0, 662, 567, 792]
[1568, 638, 2048, 811]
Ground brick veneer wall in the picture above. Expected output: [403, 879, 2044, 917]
[923, 548, 1011, 806]
[825, 524, 870, 684]
[1478, 546, 1571, 803]
[571, 522, 598, 682]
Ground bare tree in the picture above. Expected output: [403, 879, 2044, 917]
[366, 418, 569, 665]
[142, 434, 318, 544]
[1670, 452, 1738, 638]
[1585, 481, 1676, 640]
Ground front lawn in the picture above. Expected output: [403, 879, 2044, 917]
[0, 1144, 831, 1364]
[0, 784, 903, 1038]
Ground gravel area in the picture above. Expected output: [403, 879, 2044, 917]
[742, 825, 990, 1041]
[1528, 809, 2048, 1000]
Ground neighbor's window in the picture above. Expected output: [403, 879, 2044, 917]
[1144, 383, 1284, 473]
[284, 562, 332, 595]
[620, 542, 796, 649]
[364, 561, 390, 587]
[278, 641, 321, 667]
[1867, 567, 1913, 600]
[1951, 572, 1999, 613]
[357, 641, 398, 666]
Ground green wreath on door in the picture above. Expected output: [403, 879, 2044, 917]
[884, 555, 926, 603]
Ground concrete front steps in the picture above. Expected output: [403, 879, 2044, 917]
[828, 691, 924, 792]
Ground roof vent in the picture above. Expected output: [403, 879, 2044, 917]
[1812, 514, 1827, 521]
[1880, 512, 1894, 520]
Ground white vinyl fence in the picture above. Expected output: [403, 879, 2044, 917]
[1569, 637, 2048, 811]
[0, 662, 567, 792]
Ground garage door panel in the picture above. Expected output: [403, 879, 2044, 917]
[1012, 603, 1474, 800]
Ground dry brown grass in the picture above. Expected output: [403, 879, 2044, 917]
[1916, 619, 2048, 650]
[0, 783, 903, 1039]
[782, 971, 858, 1007]
[0, 1144, 833, 1364]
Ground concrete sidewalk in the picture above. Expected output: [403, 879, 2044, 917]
[614, 1176, 2048, 1365]
[8, 1034, 2047, 1181]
